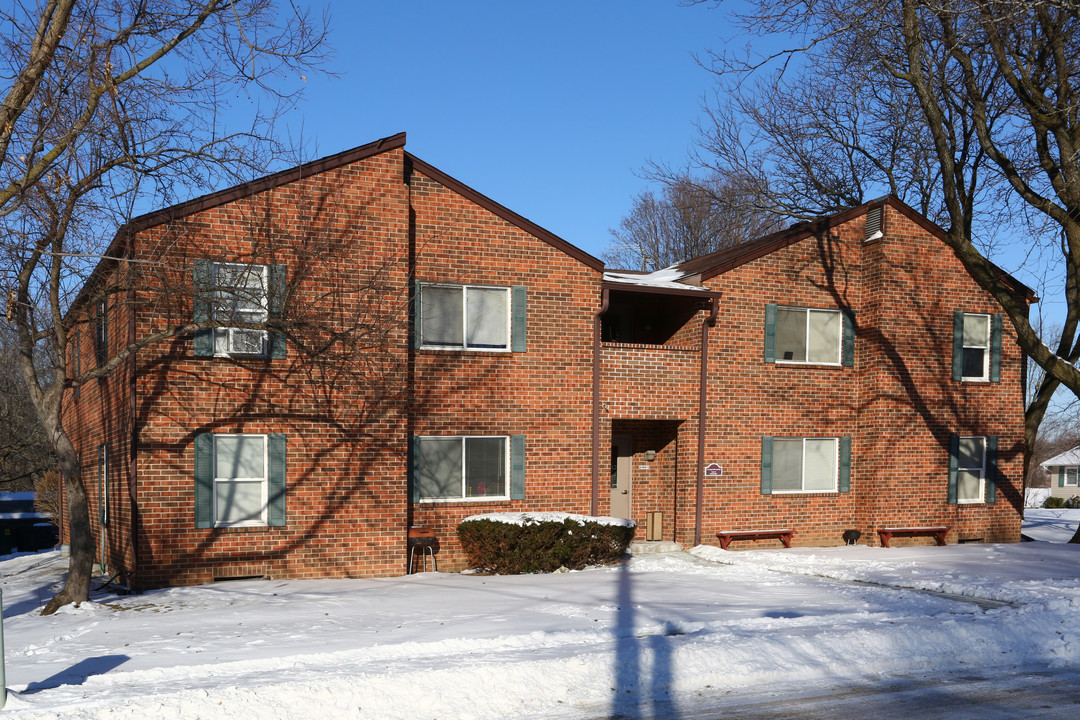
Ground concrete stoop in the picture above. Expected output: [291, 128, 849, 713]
[627, 540, 684, 555]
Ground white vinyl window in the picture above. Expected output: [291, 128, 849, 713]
[776, 307, 842, 364]
[1066, 467, 1078, 487]
[420, 284, 510, 351]
[417, 436, 509, 501]
[961, 313, 990, 381]
[213, 263, 268, 356]
[772, 437, 839, 493]
[213, 434, 269, 526]
[956, 436, 986, 504]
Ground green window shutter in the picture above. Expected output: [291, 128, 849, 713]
[947, 435, 959, 505]
[411, 282, 421, 351]
[268, 433, 287, 526]
[761, 436, 773, 495]
[985, 435, 998, 504]
[268, 264, 287, 359]
[951, 311, 964, 381]
[512, 286, 527, 352]
[990, 313, 1002, 382]
[409, 435, 420, 502]
[838, 436, 851, 492]
[194, 433, 214, 528]
[510, 435, 526, 499]
[842, 311, 855, 367]
[95, 301, 108, 367]
[764, 304, 777, 363]
[1060, 468, 1066, 488]
[193, 259, 214, 357]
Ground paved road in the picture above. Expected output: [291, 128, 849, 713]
[591, 668, 1080, 719]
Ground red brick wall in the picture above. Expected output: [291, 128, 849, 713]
[128, 149, 413, 587]
[688, 204, 1023, 549]
[407, 167, 602, 570]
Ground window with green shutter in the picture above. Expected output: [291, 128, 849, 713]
[948, 434, 995, 504]
[761, 435, 849, 494]
[413, 435, 521, 501]
[952, 312, 1001, 382]
[194, 432, 286, 527]
[193, 260, 286, 358]
[764, 304, 853, 366]
[416, 283, 525, 352]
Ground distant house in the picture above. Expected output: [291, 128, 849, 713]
[60, 133, 1031, 590]
[1040, 447, 1080, 500]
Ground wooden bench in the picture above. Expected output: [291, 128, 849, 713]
[877, 526, 949, 548]
[715, 529, 794, 550]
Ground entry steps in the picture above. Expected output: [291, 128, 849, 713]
[628, 540, 684, 555]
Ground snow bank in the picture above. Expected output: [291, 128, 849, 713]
[460, 511, 635, 527]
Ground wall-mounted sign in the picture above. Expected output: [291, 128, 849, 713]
[705, 463, 723, 477]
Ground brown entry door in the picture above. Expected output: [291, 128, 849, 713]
[610, 435, 632, 519]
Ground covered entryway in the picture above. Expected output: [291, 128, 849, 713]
[609, 419, 684, 541]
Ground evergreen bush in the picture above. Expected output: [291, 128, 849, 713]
[457, 513, 635, 574]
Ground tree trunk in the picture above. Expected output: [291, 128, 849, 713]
[40, 428, 93, 615]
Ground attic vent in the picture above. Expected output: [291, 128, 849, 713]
[864, 206, 883, 242]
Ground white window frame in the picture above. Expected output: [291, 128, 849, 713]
[213, 433, 269, 527]
[1066, 467, 1079, 487]
[212, 262, 269, 357]
[771, 437, 840, 494]
[775, 307, 842, 365]
[957, 436, 987, 504]
[960, 312, 991, 382]
[419, 283, 511, 352]
[416, 435, 510, 502]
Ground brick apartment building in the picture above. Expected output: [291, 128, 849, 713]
[61, 132, 1030, 589]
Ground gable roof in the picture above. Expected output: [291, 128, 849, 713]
[670, 196, 1036, 301]
[70, 132, 602, 313]
[1042, 447, 1080, 469]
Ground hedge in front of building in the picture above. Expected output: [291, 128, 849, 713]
[457, 514, 635, 574]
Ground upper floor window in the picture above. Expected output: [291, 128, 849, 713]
[213, 263, 268, 356]
[952, 311, 1001, 382]
[94, 299, 108, 366]
[417, 283, 526, 352]
[765, 304, 853, 366]
[193, 260, 286, 359]
[961, 313, 989, 380]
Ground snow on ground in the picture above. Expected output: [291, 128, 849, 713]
[1023, 508, 1080, 543]
[2, 522, 1080, 718]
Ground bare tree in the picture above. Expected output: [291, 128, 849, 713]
[686, 1, 1080, 528]
[0, 0, 327, 614]
[606, 174, 783, 271]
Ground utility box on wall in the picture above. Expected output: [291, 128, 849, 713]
[645, 512, 663, 541]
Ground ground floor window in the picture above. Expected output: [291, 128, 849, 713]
[761, 436, 851, 494]
[194, 432, 286, 528]
[214, 434, 269, 525]
[949, 435, 998, 505]
[416, 436, 508, 500]
[1065, 467, 1078, 487]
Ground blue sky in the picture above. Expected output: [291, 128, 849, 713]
[277, 1, 728, 261]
